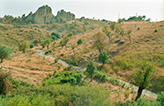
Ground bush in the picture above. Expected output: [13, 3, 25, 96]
[4, 26, 8, 30]
[26, 59, 31, 62]
[30, 44, 34, 48]
[154, 29, 158, 32]
[156, 92, 164, 106]
[137, 27, 140, 30]
[0, 71, 12, 95]
[93, 71, 108, 81]
[19, 41, 29, 53]
[67, 32, 73, 37]
[60, 37, 69, 48]
[108, 77, 120, 85]
[86, 61, 97, 80]
[98, 51, 109, 65]
[60, 53, 65, 57]
[0, 45, 12, 63]
[77, 39, 83, 45]
[54, 58, 59, 63]
[45, 50, 53, 55]
[51, 32, 60, 40]
[43, 71, 85, 86]
[124, 91, 130, 99]
[159, 59, 164, 67]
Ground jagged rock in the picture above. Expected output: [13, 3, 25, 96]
[56, 10, 75, 21]
[22, 5, 75, 24]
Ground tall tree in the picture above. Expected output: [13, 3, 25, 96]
[132, 61, 155, 101]
[93, 32, 106, 53]
[98, 51, 109, 65]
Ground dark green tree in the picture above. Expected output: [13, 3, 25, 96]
[0, 45, 12, 63]
[98, 51, 109, 65]
[77, 39, 83, 45]
[86, 61, 97, 81]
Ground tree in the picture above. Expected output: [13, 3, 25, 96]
[52, 42, 56, 49]
[110, 22, 115, 31]
[51, 32, 60, 40]
[127, 29, 133, 42]
[83, 25, 87, 32]
[33, 39, 39, 46]
[118, 18, 123, 24]
[142, 15, 146, 20]
[65, 23, 69, 29]
[102, 25, 111, 37]
[60, 37, 69, 48]
[77, 39, 83, 45]
[132, 61, 155, 101]
[19, 41, 29, 53]
[0, 45, 12, 63]
[98, 51, 109, 65]
[86, 61, 97, 81]
[44, 38, 53, 49]
[93, 32, 106, 53]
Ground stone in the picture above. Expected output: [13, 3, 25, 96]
[21, 5, 75, 24]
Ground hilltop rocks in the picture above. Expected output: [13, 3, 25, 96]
[21, 5, 75, 24]
[56, 10, 75, 21]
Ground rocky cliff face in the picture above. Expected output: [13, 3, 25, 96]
[56, 10, 75, 21]
[22, 5, 75, 24]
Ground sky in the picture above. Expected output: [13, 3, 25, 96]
[0, 0, 163, 22]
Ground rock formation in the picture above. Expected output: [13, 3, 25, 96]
[21, 5, 75, 24]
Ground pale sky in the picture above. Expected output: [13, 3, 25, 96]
[0, 0, 163, 22]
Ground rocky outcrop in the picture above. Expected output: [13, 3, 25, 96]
[21, 5, 75, 24]
[56, 10, 75, 21]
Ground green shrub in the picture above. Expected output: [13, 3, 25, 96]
[98, 51, 109, 65]
[0, 71, 12, 95]
[156, 92, 164, 106]
[67, 32, 73, 37]
[137, 27, 140, 30]
[124, 91, 129, 99]
[159, 59, 164, 67]
[77, 39, 83, 45]
[26, 59, 31, 62]
[0, 45, 13, 63]
[30, 44, 34, 48]
[51, 32, 60, 40]
[63, 65, 73, 71]
[45, 50, 52, 55]
[60, 53, 65, 57]
[86, 61, 97, 79]
[154, 29, 158, 32]
[4, 26, 8, 30]
[43, 71, 85, 86]
[108, 77, 120, 85]
[93, 71, 108, 81]
[54, 58, 59, 63]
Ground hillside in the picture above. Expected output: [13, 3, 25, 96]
[0, 15, 164, 105]
[44, 21, 164, 93]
